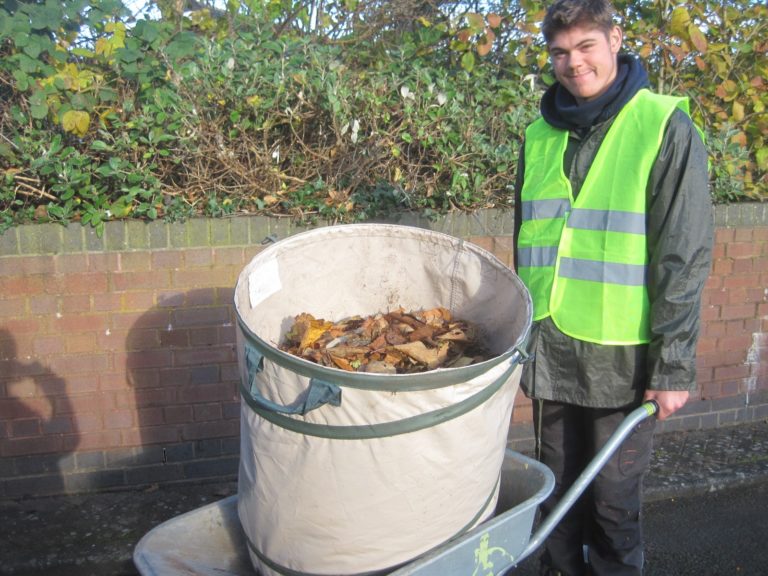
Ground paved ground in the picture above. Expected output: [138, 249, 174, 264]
[1, 420, 766, 576]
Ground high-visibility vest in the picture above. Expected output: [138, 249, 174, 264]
[517, 89, 689, 345]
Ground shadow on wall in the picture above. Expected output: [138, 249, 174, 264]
[124, 287, 242, 488]
[0, 327, 78, 498]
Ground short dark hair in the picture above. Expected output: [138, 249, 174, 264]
[542, 0, 617, 43]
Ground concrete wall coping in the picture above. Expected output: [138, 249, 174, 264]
[1, 204, 765, 256]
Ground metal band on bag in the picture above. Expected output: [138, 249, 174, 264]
[239, 361, 519, 440]
[242, 474, 502, 576]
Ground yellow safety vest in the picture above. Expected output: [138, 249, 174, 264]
[517, 89, 689, 345]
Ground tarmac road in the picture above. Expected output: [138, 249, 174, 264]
[511, 478, 768, 576]
[4, 478, 766, 576]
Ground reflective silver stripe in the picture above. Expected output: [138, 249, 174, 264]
[517, 246, 558, 268]
[522, 198, 571, 220]
[568, 208, 646, 235]
[559, 258, 647, 286]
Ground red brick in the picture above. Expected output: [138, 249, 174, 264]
[41, 415, 75, 435]
[92, 293, 124, 312]
[64, 429, 121, 451]
[29, 294, 59, 315]
[0, 275, 45, 296]
[1, 434, 62, 456]
[0, 297, 26, 318]
[103, 409, 134, 429]
[50, 353, 110, 375]
[112, 270, 171, 292]
[711, 259, 732, 275]
[194, 403, 222, 421]
[137, 406, 165, 426]
[125, 368, 161, 389]
[696, 336, 717, 354]
[177, 382, 237, 404]
[723, 273, 761, 290]
[55, 254, 88, 274]
[171, 268, 225, 288]
[715, 228, 735, 243]
[98, 374, 129, 392]
[720, 304, 757, 321]
[112, 310, 170, 331]
[119, 251, 152, 272]
[733, 227, 754, 242]
[122, 425, 179, 447]
[159, 329, 189, 347]
[164, 405, 194, 423]
[214, 247, 246, 266]
[158, 367, 191, 387]
[65, 333, 98, 354]
[703, 288, 728, 306]
[123, 291, 156, 311]
[172, 306, 230, 328]
[58, 294, 91, 313]
[65, 374, 100, 394]
[151, 251, 184, 270]
[189, 327, 220, 346]
[711, 242, 726, 259]
[717, 334, 754, 352]
[86, 252, 120, 273]
[0, 358, 49, 379]
[695, 365, 714, 385]
[10, 418, 40, 437]
[62, 273, 108, 295]
[181, 419, 238, 440]
[726, 242, 757, 259]
[724, 319, 749, 336]
[704, 274, 722, 290]
[133, 387, 174, 407]
[173, 345, 235, 367]
[119, 349, 173, 370]
[157, 290, 187, 308]
[700, 305, 720, 321]
[33, 335, 65, 356]
[184, 248, 214, 267]
[95, 329, 125, 353]
[51, 311, 109, 334]
[73, 412, 103, 433]
[13, 255, 55, 276]
[713, 364, 750, 381]
[753, 227, 768, 242]
[122, 327, 160, 351]
[731, 257, 755, 275]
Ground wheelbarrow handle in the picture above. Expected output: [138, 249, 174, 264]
[517, 400, 659, 564]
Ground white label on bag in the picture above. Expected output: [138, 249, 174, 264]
[249, 257, 281, 309]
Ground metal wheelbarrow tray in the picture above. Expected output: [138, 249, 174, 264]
[134, 403, 657, 576]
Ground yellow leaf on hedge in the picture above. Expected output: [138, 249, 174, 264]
[61, 110, 90, 137]
[732, 101, 745, 122]
[687, 23, 708, 53]
[669, 7, 690, 37]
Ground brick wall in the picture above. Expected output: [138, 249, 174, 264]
[1, 206, 767, 498]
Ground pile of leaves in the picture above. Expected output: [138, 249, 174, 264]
[280, 307, 489, 374]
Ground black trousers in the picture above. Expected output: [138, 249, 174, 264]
[533, 400, 656, 576]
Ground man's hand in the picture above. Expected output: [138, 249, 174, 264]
[643, 390, 689, 421]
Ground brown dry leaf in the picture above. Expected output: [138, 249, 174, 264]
[280, 307, 488, 374]
[394, 341, 442, 369]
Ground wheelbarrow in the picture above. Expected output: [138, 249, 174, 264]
[134, 401, 658, 576]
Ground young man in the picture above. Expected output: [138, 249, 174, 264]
[512, 1, 713, 575]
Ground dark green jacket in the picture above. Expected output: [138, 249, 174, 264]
[513, 108, 713, 408]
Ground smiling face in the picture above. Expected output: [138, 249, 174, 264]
[548, 24, 622, 104]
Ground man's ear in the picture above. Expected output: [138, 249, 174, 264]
[609, 25, 623, 54]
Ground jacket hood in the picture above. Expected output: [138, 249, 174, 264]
[541, 53, 650, 131]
